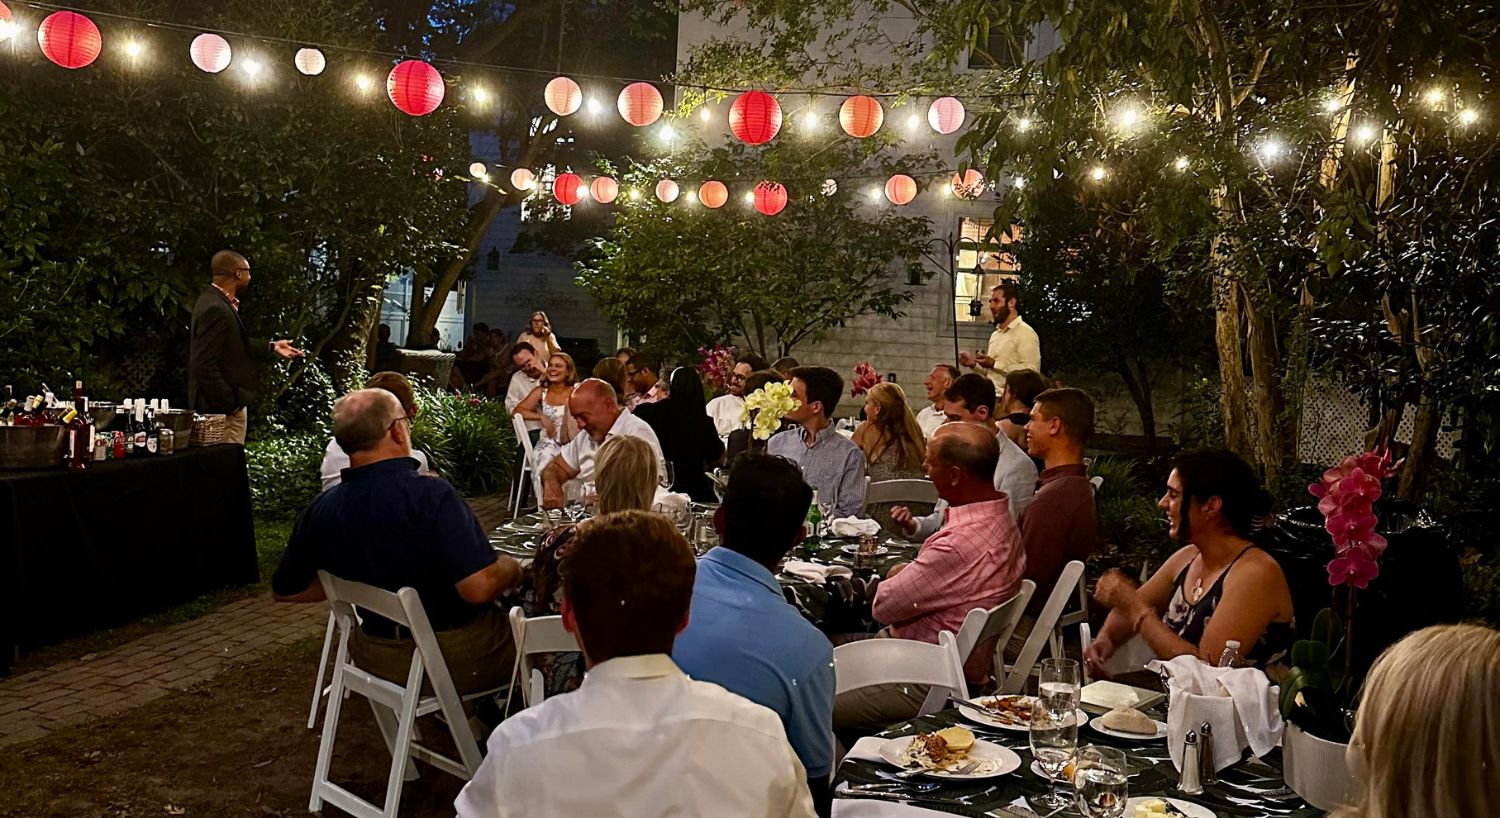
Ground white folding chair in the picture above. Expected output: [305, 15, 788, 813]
[309, 572, 494, 818]
[307, 611, 338, 729]
[863, 478, 939, 509]
[833, 631, 967, 717]
[999, 560, 1086, 694]
[952, 580, 1036, 693]
[510, 412, 536, 514]
[505, 607, 580, 712]
[1089, 475, 1104, 495]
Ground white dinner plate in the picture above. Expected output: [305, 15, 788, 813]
[955, 695, 1090, 733]
[1124, 797, 1217, 818]
[1090, 716, 1169, 741]
[838, 544, 890, 556]
[876, 736, 1022, 780]
[1028, 760, 1072, 782]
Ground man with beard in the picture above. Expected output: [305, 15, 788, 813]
[959, 281, 1040, 393]
[706, 353, 770, 437]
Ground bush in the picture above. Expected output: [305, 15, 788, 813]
[411, 391, 518, 497]
[1090, 455, 1176, 575]
[246, 433, 328, 521]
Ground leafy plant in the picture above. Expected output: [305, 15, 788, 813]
[245, 433, 328, 522]
[411, 391, 517, 497]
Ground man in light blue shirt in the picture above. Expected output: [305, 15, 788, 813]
[674, 455, 835, 816]
[766, 366, 866, 518]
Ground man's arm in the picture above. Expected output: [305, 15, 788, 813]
[1016, 325, 1041, 373]
[504, 374, 532, 413]
[271, 508, 324, 602]
[540, 454, 579, 510]
[871, 538, 965, 625]
[455, 555, 525, 604]
[834, 447, 866, 518]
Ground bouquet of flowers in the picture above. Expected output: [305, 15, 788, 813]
[695, 344, 737, 392]
[850, 362, 883, 397]
[1308, 446, 1402, 590]
[740, 381, 801, 440]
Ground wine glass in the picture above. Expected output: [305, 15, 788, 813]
[1039, 657, 1083, 712]
[563, 481, 586, 522]
[659, 461, 676, 491]
[1074, 745, 1129, 818]
[710, 467, 728, 502]
[1028, 701, 1079, 811]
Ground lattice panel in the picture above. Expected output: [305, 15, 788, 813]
[1298, 376, 1456, 464]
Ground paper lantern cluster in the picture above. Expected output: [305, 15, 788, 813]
[840, 95, 884, 138]
[388, 60, 444, 116]
[38, 11, 102, 70]
[729, 91, 782, 145]
[545, 76, 582, 116]
[618, 82, 664, 127]
[754, 181, 788, 216]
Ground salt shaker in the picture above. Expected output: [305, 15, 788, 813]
[1179, 729, 1204, 795]
[1200, 721, 1217, 785]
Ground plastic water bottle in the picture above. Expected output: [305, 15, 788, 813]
[1217, 639, 1242, 668]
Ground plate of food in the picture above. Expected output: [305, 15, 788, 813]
[876, 726, 1021, 780]
[1090, 707, 1168, 740]
[838, 544, 890, 556]
[1125, 797, 1217, 818]
[955, 695, 1090, 732]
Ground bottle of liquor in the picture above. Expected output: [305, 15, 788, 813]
[122, 400, 136, 457]
[145, 402, 160, 455]
[64, 387, 91, 471]
[131, 400, 149, 457]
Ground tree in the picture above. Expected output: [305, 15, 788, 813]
[576, 138, 936, 360]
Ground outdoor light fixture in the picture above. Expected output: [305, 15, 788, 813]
[867, 186, 882, 202]
[585, 97, 603, 115]
[1114, 104, 1143, 131]
[1015, 116, 1033, 132]
[1012, 176, 1025, 189]
[802, 110, 819, 132]
[657, 124, 676, 144]
[1258, 139, 1285, 162]
[471, 87, 491, 106]
[1089, 165, 1106, 181]
[353, 73, 375, 93]
[1323, 97, 1343, 114]
[1352, 123, 1377, 144]
[906, 113, 921, 131]
[1424, 87, 1445, 107]
[242, 58, 264, 80]
[1458, 108, 1479, 126]
[743, 191, 754, 204]
[698, 106, 711, 122]
[124, 39, 145, 59]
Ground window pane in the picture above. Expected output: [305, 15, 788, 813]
[955, 218, 1022, 323]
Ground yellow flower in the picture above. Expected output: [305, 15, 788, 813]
[740, 382, 801, 440]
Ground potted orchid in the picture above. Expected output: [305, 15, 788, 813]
[695, 344, 736, 397]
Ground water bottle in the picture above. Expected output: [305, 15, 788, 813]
[1217, 639, 1242, 668]
[805, 490, 823, 541]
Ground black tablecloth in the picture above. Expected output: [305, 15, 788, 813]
[0, 445, 259, 672]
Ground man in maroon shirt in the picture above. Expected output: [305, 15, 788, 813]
[1012, 387, 1101, 657]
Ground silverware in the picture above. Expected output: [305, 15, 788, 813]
[894, 758, 981, 779]
[947, 695, 1018, 721]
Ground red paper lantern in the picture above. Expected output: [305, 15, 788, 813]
[928, 97, 965, 134]
[190, 33, 232, 74]
[0, 3, 10, 22]
[590, 176, 619, 204]
[387, 60, 445, 117]
[951, 168, 985, 198]
[754, 181, 788, 216]
[37, 11, 101, 70]
[655, 179, 680, 203]
[885, 174, 917, 205]
[840, 95, 884, 138]
[729, 91, 783, 145]
[545, 76, 582, 116]
[699, 181, 728, 209]
[618, 82, 664, 127]
[553, 172, 583, 205]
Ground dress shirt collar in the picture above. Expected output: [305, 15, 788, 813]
[941, 496, 1008, 526]
[582, 653, 682, 685]
[341, 456, 419, 483]
[212, 282, 241, 312]
[1038, 463, 1089, 485]
[997, 314, 1024, 333]
[700, 546, 781, 596]
[797, 421, 835, 448]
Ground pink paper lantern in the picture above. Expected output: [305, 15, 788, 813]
[590, 176, 619, 204]
[544, 76, 582, 116]
[885, 174, 917, 205]
[190, 33, 232, 74]
[510, 168, 536, 191]
[951, 169, 985, 199]
[553, 173, 583, 206]
[928, 97, 965, 134]
[655, 180, 680, 203]
[840, 95, 884, 138]
[618, 82, 664, 127]
[754, 181, 788, 216]
[699, 181, 728, 209]
[294, 48, 326, 76]
[387, 60, 445, 117]
[37, 11, 101, 70]
[729, 90, 783, 145]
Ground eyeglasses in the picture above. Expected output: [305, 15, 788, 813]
[387, 414, 413, 433]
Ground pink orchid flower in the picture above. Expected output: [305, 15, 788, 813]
[1327, 548, 1380, 589]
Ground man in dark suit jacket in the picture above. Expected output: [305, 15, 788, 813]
[189, 250, 303, 444]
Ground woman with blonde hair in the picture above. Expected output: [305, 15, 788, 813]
[515, 352, 578, 500]
[1335, 622, 1500, 818]
[517, 310, 561, 360]
[852, 382, 932, 534]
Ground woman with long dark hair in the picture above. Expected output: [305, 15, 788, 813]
[634, 366, 725, 502]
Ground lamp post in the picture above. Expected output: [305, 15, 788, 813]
[919, 232, 986, 369]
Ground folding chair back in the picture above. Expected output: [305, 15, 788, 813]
[1050, 565, 1095, 685]
[833, 631, 966, 716]
[999, 560, 1086, 694]
[309, 572, 487, 818]
[863, 478, 939, 508]
[510, 412, 537, 514]
[506, 607, 580, 710]
[953, 580, 1036, 690]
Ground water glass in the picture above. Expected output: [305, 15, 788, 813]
[1028, 701, 1079, 811]
[659, 461, 676, 490]
[1074, 745, 1129, 818]
[1039, 657, 1082, 711]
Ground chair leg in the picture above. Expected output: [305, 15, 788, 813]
[380, 687, 423, 818]
[370, 699, 421, 783]
[309, 654, 348, 813]
[307, 612, 337, 729]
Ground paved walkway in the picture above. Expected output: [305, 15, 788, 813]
[0, 492, 513, 748]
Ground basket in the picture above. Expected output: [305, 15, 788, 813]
[191, 414, 227, 447]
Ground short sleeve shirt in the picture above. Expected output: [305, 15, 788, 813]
[558, 410, 666, 483]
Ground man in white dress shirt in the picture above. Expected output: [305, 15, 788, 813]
[539, 379, 665, 509]
[454, 511, 817, 818]
[915, 363, 958, 439]
[705, 353, 769, 437]
[959, 281, 1041, 393]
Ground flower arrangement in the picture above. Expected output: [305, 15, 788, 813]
[740, 381, 801, 440]
[1308, 447, 1402, 589]
[695, 344, 737, 392]
[850, 362, 883, 396]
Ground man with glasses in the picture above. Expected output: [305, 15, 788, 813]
[273, 388, 523, 696]
[705, 353, 770, 437]
[188, 250, 304, 444]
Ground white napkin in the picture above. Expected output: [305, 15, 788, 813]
[1148, 655, 1283, 773]
[832, 800, 954, 818]
[651, 488, 691, 514]
[829, 517, 881, 537]
[781, 560, 854, 583]
[843, 736, 891, 763]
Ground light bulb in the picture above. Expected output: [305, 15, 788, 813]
[629, 189, 641, 201]
[1115, 105, 1142, 131]
[907, 113, 920, 131]
[803, 110, 819, 131]
[124, 40, 145, 59]
[471, 87, 491, 106]
[1458, 108, 1479, 126]
[1323, 97, 1342, 114]
[698, 107, 711, 122]
[1015, 116, 1032, 132]
[1089, 166, 1106, 182]
[657, 124, 676, 144]
[1174, 156, 1189, 172]
[353, 74, 374, 93]
[1258, 139, 1284, 162]
[1423, 87, 1445, 108]
[1012, 176, 1025, 189]
[585, 97, 602, 115]
[242, 58, 264, 79]
[0, 19, 17, 42]
[743, 191, 755, 205]
[867, 186, 881, 202]
[1352, 124, 1377, 144]
[685, 190, 698, 205]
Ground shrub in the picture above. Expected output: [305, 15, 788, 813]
[246, 432, 328, 521]
[411, 391, 517, 497]
[1090, 455, 1175, 573]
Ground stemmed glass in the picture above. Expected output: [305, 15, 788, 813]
[1039, 657, 1083, 712]
[709, 468, 729, 502]
[1074, 745, 1129, 818]
[659, 461, 676, 492]
[1028, 701, 1079, 811]
[562, 481, 586, 523]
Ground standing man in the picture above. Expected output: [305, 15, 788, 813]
[959, 281, 1040, 393]
[916, 364, 958, 439]
[767, 366, 865, 518]
[705, 353, 770, 437]
[189, 250, 303, 444]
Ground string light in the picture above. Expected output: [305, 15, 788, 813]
[906, 113, 920, 132]
[585, 97, 603, 115]
[657, 124, 676, 144]
[1352, 123, 1377, 144]
[742, 191, 754, 205]
[1423, 87, 1445, 108]
[123, 39, 145, 60]
[802, 110, 819, 132]
[1458, 108, 1479, 126]
[241, 58, 264, 81]
[698, 106, 711, 122]
[471, 87, 491, 107]
[352, 73, 375, 93]
[1257, 138, 1285, 163]
[1113, 104, 1143, 132]
[1015, 116, 1033, 132]
[867, 186, 881, 202]
[1323, 97, 1343, 114]
[1089, 165, 1107, 182]
[0, 18, 16, 41]
[1174, 156, 1189, 172]
[629, 188, 641, 201]
[685, 189, 698, 205]
[1012, 176, 1025, 189]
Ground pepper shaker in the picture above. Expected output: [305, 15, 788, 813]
[1179, 729, 1204, 795]
[1200, 721, 1217, 785]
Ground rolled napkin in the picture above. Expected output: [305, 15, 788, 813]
[829, 516, 881, 537]
[1148, 655, 1283, 773]
[781, 560, 854, 583]
[1097, 706, 1158, 735]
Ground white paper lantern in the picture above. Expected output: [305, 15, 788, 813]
[510, 168, 536, 190]
[294, 48, 325, 76]
[468, 162, 488, 178]
[190, 33, 232, 74]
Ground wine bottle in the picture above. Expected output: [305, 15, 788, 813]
[145, 402, 159, 455]
[65, 390, 91, 471]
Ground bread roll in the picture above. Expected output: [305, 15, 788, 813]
[1099, 706, 1157, 735]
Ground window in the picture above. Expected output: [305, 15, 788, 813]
[955, 218, 1021, 324]
[968, 30, 1025, 70]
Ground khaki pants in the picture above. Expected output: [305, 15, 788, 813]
[831, 628, 931, 736]
[223, 407, 248, 445]
[349, 607, 515, 697]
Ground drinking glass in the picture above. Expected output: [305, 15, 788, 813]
[563, 481, 586, 522]
[710, 468, 729, 502]
[1028, 701, 1079, 811]
[1074, 745, 1129, 818]
[659, 462, 676, 491]
[1039, 657, 1083, 712]
[817, 494, 836, 534]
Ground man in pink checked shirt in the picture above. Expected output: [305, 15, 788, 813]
[832, 422, 1027, 734]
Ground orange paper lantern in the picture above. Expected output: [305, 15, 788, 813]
[618, 82, 664, 127]
[699, 181, 728, 209]
[655, 179, 680, 203]
[754, 181, 788, 216]
[729, 90, 783, 145]
[388, 60, 445, 116]
[190, 33, 232, 74]
[590, 176, 619, 203]
[885, 174, 917, 205]
[951, 169, 985, 198]
[544, 76, 582, 116]
[840, 95, 884, 138]
[37, 11, 101, 70]
[553, 173, 583, 205]
[928, 97, 965, 134]
[510, 168, 536, 191]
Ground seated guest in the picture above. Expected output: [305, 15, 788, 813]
[613, 346, 636, 365]
[915, 364, 958, 440]
[634, 366, 725, 501]
[1084, 449, 1295, 678]
[837, 424, 1026, 728]
[1016, 388, 1101, 620]
[540, 379, 665, 509]
[590, 357, 629, 404]
[272, 389, 522, 695]
[673, 455, 834, 813]
[852, 382, 931, 535]
[725, 369, 786, 465]
[455, 511, 817, 818]
[767, 366, 866, 518]
[998, 368, 1052, 449]
[624, 352, 665, 409]
[1335, 623, 1500, 818]
[321, 372, 435, 490]
[770, 355, 799, 378]
[514, 352, 578, 502]
[706, 353, 770, 437]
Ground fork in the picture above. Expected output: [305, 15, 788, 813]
[896, 759, 980, 779]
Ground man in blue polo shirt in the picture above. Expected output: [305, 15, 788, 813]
[673, 455, 835, 815]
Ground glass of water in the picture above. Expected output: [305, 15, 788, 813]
[1039, 657, 1082, 711]
[659, 461, 676, 491]
[1028, 701, 1079, 811]
[1074, 745, 1129, 818]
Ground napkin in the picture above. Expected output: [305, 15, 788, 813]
[829, 517, 882, 537]
[651, 488, 691, 515]
[843, 736, 891, 763]
[781, 560, 854, 583]
[832, 800, 954, 818]
[1148, 655, 1283, 773]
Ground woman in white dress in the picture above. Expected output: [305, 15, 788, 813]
[514, 352, 577, 499]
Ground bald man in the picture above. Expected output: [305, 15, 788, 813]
[188, 250, 303, 444]
[539, 379, 666, 510]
